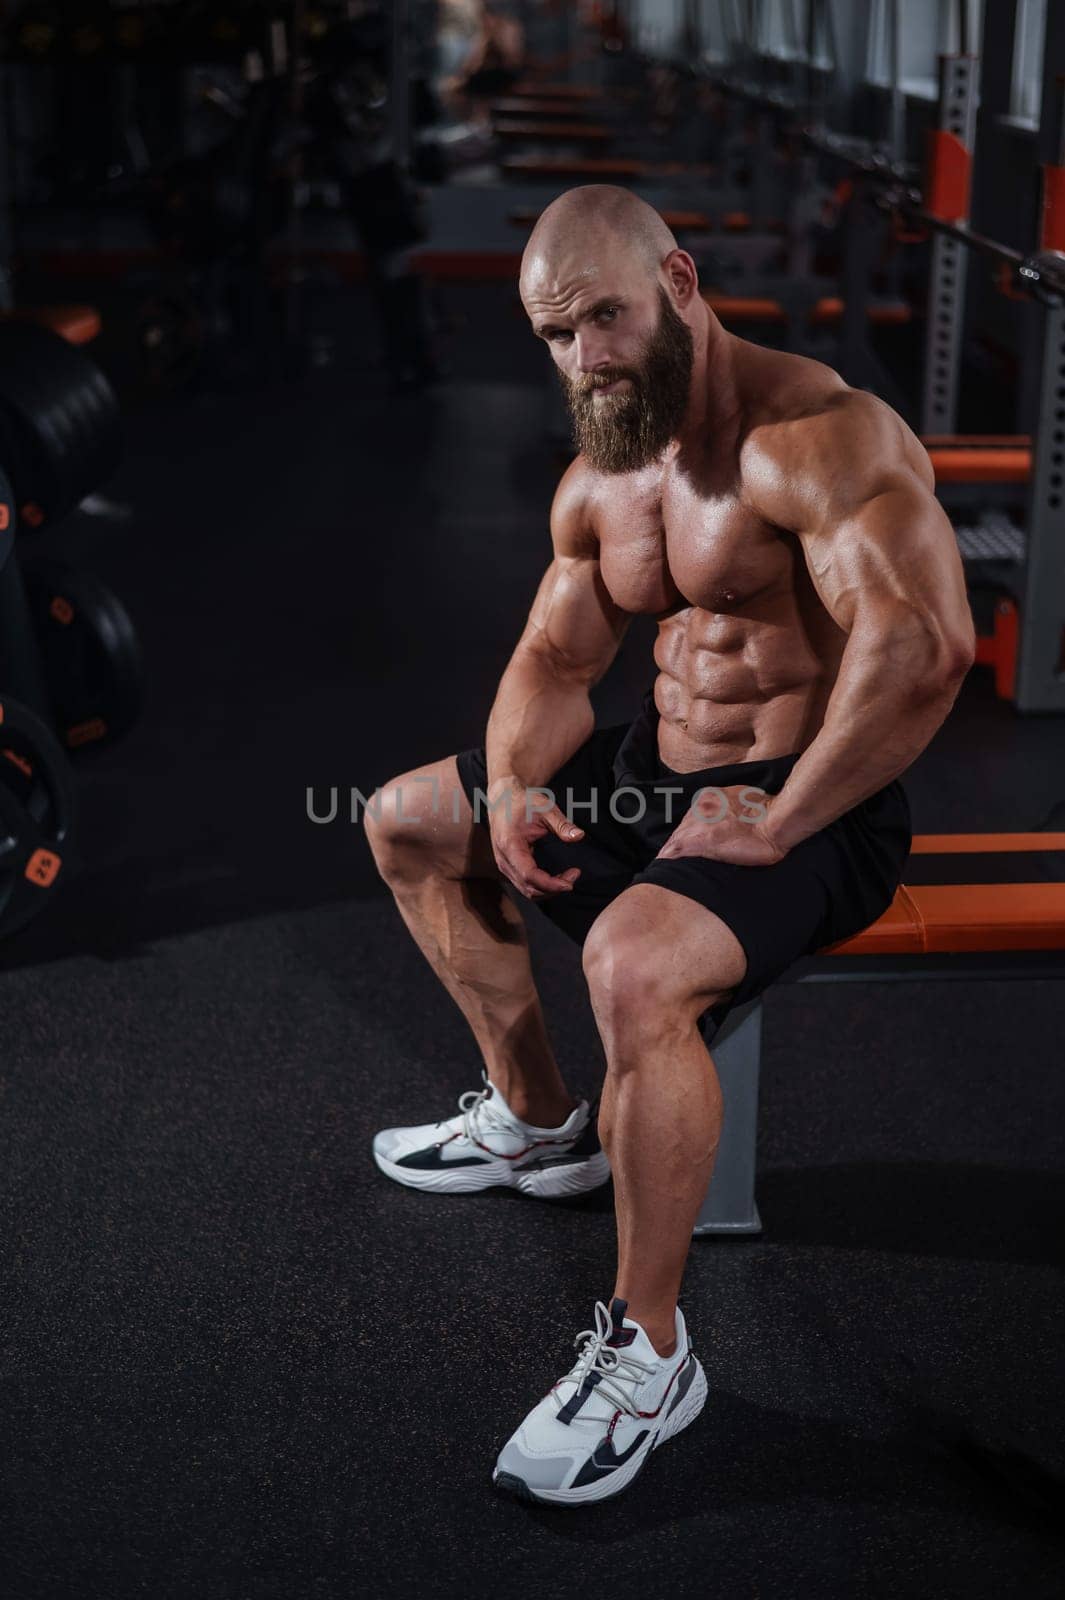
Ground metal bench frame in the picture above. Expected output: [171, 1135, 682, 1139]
[695, 947, 1065, 1236]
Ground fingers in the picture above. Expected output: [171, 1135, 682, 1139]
[497, 844, 581, 900]
[523, 863, 582, 900]
[542, 806, 584, 843]
[491, 804, 584, 899]
[516, 861, 582, 900]
[655, 826, 704, 861]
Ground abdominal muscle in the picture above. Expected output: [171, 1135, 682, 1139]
[650, 602, 843, 771]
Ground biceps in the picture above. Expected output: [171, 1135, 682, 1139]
[520, 557, 629, 683]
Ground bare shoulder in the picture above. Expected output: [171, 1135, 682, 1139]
[739, 359, 935, 529]
[548, 454, 601, 557]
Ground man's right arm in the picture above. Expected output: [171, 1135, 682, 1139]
[484, 460, 630, 797]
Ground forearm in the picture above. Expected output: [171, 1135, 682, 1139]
[485, 647, 595, 794]
[765, 627, 968, 850]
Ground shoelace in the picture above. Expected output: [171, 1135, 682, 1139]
[442, 1077, 579, 1151]
[453, 1083, 517, 1148]
[558, 1300, 655, 1419]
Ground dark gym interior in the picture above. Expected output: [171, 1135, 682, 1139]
[0, 2, 1063, 1595]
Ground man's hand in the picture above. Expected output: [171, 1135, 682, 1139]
[655, 785, 786, 868]
[486, 776, 584, 900]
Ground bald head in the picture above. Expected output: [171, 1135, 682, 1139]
[520, 185, 678, 300]
[519, 186, 703, 474]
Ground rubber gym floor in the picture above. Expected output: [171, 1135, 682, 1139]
[2, 278, 1063, 1599]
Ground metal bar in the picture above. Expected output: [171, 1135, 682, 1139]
[889, 203, 1065, 299]
[922, 229, 969, 431]
[710, 50, 1065, 306]
[803, 0, 833, 131]
[836, 177, 911, 414]
[1015, 296, 1065, 709]
[1036, 3, 1065, 200]
[693, 999, 763, 1236]
[800, 129, 1065, 297]
[900, 211, 1021, 268]
[888, 0, 904, 160]
[800, 124, 915, 181]
[816, 0, 837, 74]
[920, 52, 979, 434]
[959, 0, 971, 57]
[975, 0, 1019, 130]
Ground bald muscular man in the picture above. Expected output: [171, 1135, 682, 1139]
[366, 185, 975, 1506]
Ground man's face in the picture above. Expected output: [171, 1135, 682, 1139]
[526, 276, 695, 474]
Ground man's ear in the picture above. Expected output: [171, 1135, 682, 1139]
[662, 249, 698, 307]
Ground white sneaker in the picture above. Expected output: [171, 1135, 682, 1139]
[493, 1297, 707, 1505]
[371, 1075, 610, 1200]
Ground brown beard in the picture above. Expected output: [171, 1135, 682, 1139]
[557, 286, 695, 475]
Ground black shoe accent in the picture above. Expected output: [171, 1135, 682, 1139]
[493, 1470, 536, 1503]
[665, 1352, 696, 1416]
[396, 1126, 593, 1172]
[571, 1428, 651, 1487]
[395, 1146, 492, 1171]
[535, 1114, 602, 1168]
[606, 1298, 637, 1348]
[555, 1368, 606, 1425]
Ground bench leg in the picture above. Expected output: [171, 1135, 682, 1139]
[692, 998, 764, 1237]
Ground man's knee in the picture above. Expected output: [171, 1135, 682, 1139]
[363, 770, 444, 872]
[581, 902, 740, 1041]
[364, 758, 488, 887]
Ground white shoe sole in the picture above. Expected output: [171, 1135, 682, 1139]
[492, 1358, 708, 1506]
[372, 1144, 611, 1200]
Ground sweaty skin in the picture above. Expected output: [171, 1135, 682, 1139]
[483, 185, 975, 884]
[366, 186, 976, 1358]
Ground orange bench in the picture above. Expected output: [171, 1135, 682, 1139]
[829, 865, 1065, 957]
[695, 830, 1065, 1235]
[0, 305, 101, 344]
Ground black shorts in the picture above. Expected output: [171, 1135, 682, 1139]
[455, 688, 912, 1030]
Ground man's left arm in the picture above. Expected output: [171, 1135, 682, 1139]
[753, 398, 976, 853]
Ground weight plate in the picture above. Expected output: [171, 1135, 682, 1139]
[22, 561, 145, 752]
[0, 696, 76, 938]
[0, 321, 123, 528]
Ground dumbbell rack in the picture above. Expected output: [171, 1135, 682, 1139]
[0, 468, 77, 940]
